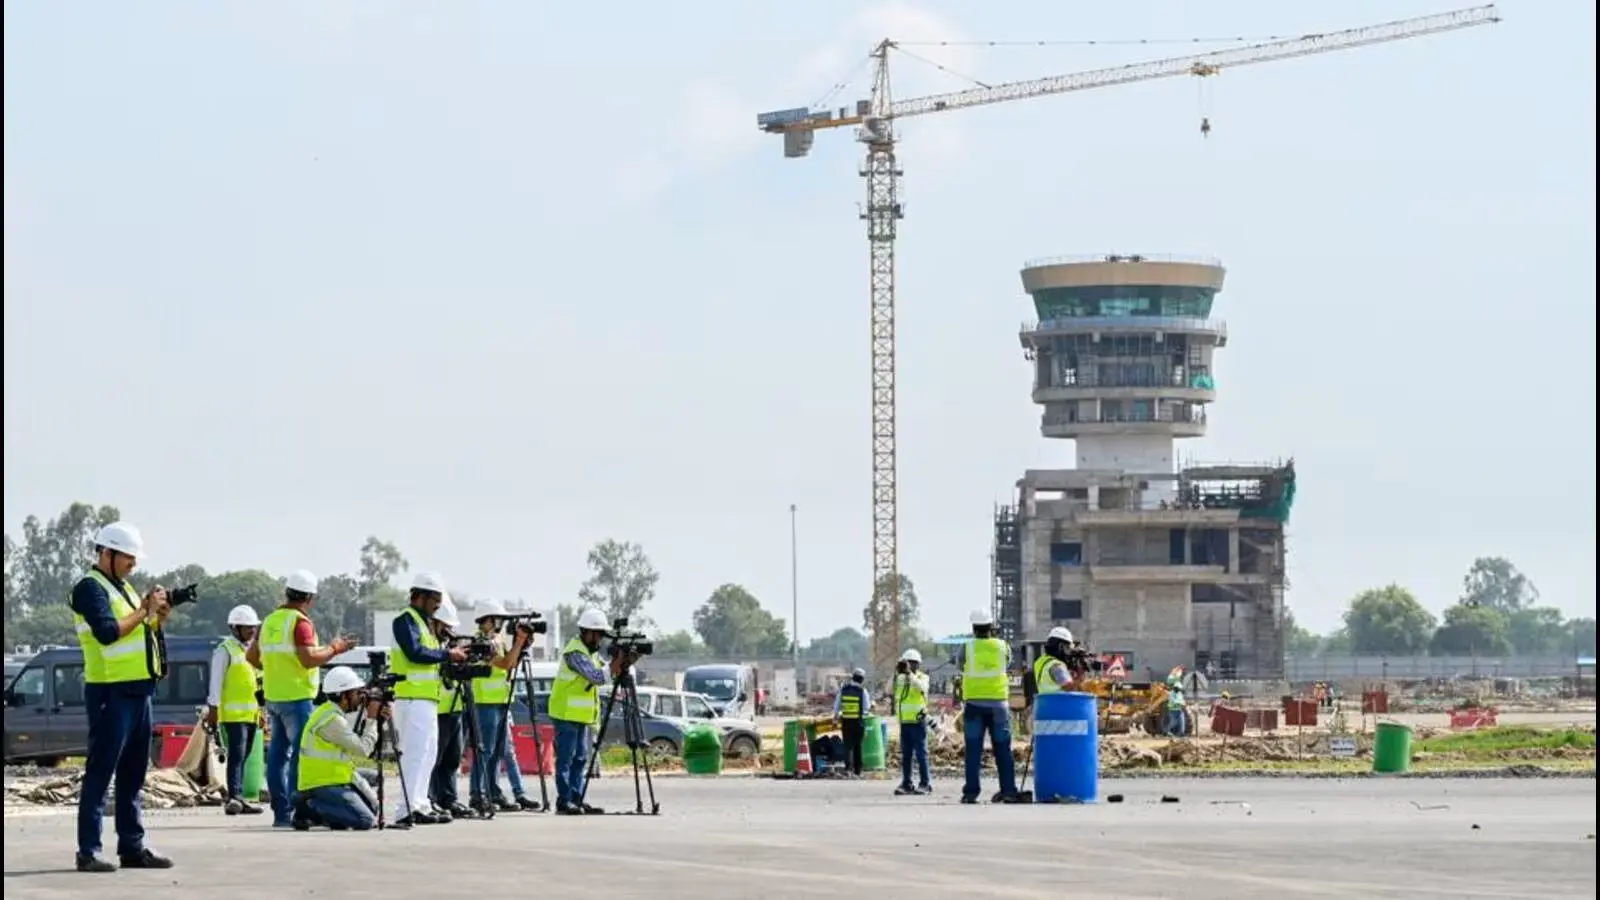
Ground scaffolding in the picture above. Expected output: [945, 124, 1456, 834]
[992, 504, 1023, 643]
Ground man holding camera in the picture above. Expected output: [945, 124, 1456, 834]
[293, 666, 384, 831]
[892, 649, 932, 796]
[428, 597, 472, 819]
[832, 668, 872, 777]
[70, 522, 174, 873]
[388, 571, 470, 826]
[1032, 627, 1078, 701]
[957, 609, 1020, 805]
[467, 599, 537, 814]
[550, 607, 623, 815]
[249, 570, 355, 829]
[205, 605, 265, 816]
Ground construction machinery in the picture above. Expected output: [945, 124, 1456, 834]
[755, 7, 1500, 679]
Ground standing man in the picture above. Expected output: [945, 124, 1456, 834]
[70, 522, 174, 873]
[467, 599, 536, 813]
[205, 605, 265, 816]
[1164, 670, 1188, 736]
[388, 572, 470, 826]
[550, 607, 621, 815]
[428, 597, 470, 819]
[249, 570, 353, 829]
[832, 668, 871, 777]
[892, 649, 931, 796]
[958, 609, 1020, 804]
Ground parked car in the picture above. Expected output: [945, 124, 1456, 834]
[626, 686, 761, 758]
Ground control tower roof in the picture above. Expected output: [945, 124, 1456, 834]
[1021, 253, 1225, 294]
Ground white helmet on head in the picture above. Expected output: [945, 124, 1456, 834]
[1047, 626, 1075, 644]
[970, 609, 995, 627]
[899, 648, 922, 663]
[576, 608, 609, 632]
[474, 598, 508, 621]
[410, 571, 448, 594]
[226, 605, 261, 627]
[434, 595, 460, 629]
[321, 666, 365, 695]
[285, 570, 319, 595]
[93, 522, 144, 559]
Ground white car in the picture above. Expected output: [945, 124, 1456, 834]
[625, 686, 762, 758]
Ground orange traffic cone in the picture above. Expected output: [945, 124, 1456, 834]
[795, 728, 814, 777]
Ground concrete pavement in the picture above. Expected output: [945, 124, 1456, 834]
[5, 776, 1595, 899]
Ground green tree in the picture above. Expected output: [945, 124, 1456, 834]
[1284, 608, 1322, 657]
[1506, 607, 1567, 656]
[554, 603, 580, 642]
[3, 603, 76, 648]
[358, 537, 408, 593]
[803, 627, 869, 662]
[1431, 603, 1513, 656]
[862, 573, 920, 649]
[1564, 617, 1596, 658]
[654, 630, 705, 656]
[8, 502, 122, 616]
[577, 540, 659, 628]
[1342, 585, 1436, 655]
[1460, 556, 1539, 614]
[692, 584, 789, 657]
[1320, 629, 1352, 655]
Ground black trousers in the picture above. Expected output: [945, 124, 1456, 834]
[840, 719, 865, 775]
[431, 713, 463, 809]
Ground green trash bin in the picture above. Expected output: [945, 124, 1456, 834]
[682, 725, 723, 776]
[242, 728, 266, 800]
[860, 715, 886, 771]
[1372, 722, 1412, 774]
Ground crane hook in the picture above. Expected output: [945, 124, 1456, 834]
[1200, 117, 1212, 139]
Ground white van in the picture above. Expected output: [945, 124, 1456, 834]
[681, 664, 758, 720]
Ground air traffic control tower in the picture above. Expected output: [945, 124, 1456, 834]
[993, 254, 1294, 681]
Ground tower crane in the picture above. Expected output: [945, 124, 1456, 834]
[756, 6, 1500, 678]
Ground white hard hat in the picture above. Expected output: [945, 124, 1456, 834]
[576, 608, 610, 631]
[226, 605, 261, 627]
[93, 522, 144, 559]
[852, 667, 866, 679]
[1048, 626, 1075, 643]
[970, 609, 995, 627]
[410, 571, 448, 594]
[434, 596, 460, 629]
[900, 648, 922, 663]
[284, 569, 319, 595]
[474, 598, 508, 621]
[321, 666, 365, 695]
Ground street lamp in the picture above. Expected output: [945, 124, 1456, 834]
[790, 504, 799, 683]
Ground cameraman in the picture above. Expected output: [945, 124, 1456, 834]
[1032, 627, 1077, 701]
[205, 605, 265, 816]
[467, 599, 537, 814]
[957, 609, 1020, 805]
[550, 608, 622, 815]
[892, 650, 931, 796]
[428, 598, 471, 819]
[388, 571, 470, 827]
[292, 666, 384, 831]
[831, 668, 872, 777]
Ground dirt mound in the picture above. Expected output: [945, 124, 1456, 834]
[5, 768, 223, 809]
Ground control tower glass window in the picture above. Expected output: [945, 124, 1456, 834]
[1033, 285, 1215, 320]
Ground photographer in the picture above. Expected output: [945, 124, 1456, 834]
[957, 610, 1020, 805]
[831, 668, 872, 777]
[466, 599, 537, 814]
[69, 522, 174, 873]
[550, 608, 622, 815]
[428, 598, 471, 819]
[892, 649, 931, 796]
[292, 666, 384, 831]
[1032, 627, 1078, 701]
[387, 571, 470, 827]
[205, 605, 265, 816]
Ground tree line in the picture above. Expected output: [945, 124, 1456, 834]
[1286, 557, 1596, 659]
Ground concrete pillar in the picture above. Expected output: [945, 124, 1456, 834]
[1228, 529, 1240, 574]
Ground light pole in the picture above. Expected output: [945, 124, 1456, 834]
[790, 504, 800, 685]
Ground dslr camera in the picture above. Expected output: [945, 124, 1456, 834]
[605, 616, 653, 658]
[363, 650, 407, 703]
[441, 635, 496, 683]
[167, 584, 200, 607]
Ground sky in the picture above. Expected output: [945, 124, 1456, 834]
[4, 1, 1595, 640]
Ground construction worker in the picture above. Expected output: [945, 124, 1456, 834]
[389, 571, 470, 826]
[550, 607, 622, 815]
[293, 666, 383, 831]
[958, 609, 1020, 804]
[468, 599, 537, 813]
[70, 522, 174, 873]
[892, 649, 931, 796]
[832, 668, 871, 777]
[1033, 627, 1077, 698]
[205, 604, 265, 816]
[1164, 670, 1188, 736]
[248, 570, 353, 829]
[428, 596, 471, 819]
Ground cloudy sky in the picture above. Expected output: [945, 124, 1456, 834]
[5, 1, 1593, 638]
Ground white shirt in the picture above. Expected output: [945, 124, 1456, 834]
[205, 643, 230, 708]
[313, 706, 380, 759]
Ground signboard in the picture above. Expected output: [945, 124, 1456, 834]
[1449, 707, 1499, 730]
[1329, 736, 1358, 758]
[1102, 655, 1128, 678]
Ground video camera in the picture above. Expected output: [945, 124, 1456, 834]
[605, 616, 653, 658]
[498, 611, 548, 638]
[1059, 642, 1104, 677]
[441, 635, 496, 683]
[168, 583, 200, 607]
[363, 649, 407, 703]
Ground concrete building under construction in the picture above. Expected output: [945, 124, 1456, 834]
[992, 254, 1295, 680]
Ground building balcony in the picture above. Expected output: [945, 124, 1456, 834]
[1033, 384, 1215, 404]
[1022, 316, 1227, 343]
[1041, 408, 1208, 439]
[1074, 508, 1243, 526]
[1087, 564, 1274, 585]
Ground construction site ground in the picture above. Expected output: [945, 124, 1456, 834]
[5, 776, 1594, 899]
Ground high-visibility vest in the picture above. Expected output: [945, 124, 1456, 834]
[838, 683, 865, 720]
[893, 673, 926, 724]
[1166, 682, 1186, 710]
[296, 702, 356, 792]
[472, 635, 513, 706]
[1032, 654, 1066, 698]
[218, 636, 261, 723]
[961, 638, 1009, 702]
[549, 637, 601, 726]
[438, 679, 462, 715]
[389, 607, 441, 702]
[260, 607, 318, 702]
[72, 570, 157, 684]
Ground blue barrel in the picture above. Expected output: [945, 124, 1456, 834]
[1033, 692, 1098, 803]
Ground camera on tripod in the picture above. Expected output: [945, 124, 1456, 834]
[499, 611, 548, 638]
[441, 635, 496, 682]
[605, 617, 653, 658]
[362, 649, 407, 703]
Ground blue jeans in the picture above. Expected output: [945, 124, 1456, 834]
[302, 784, 376, 831]
[962, 703, 1018, 800]
[222, 722, 257, 800]
[899, 721, 930, 789]
[266, 699, 313, 824]
[553, 719, 590, 809]
[1164, 708, 1187, 737]
[78, 681, 154, 858]
[470, 706, 510, 801]
[501, 715, 528, 799]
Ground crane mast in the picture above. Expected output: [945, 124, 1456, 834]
[756, 6, 1499, 681]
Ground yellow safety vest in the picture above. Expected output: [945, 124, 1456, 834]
[72, 570, 158, 684]
[389, 607, 441, 702]
[838, 684, 865, 720]
[296, 701, 357, 792]
[218, 637, 261, 723]
[260, 607, 318, 702]
[472, 635, 512, 706]
[549, 637, 601, 726]
[961, 638, 1009, 702]
[893, 673, 926, 724]
[1032, 654, 1066, 698]
[438, 678, 462, 715]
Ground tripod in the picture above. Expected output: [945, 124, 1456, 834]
[582, 668, 660, 815]
[368, 702, 415, 830]
[506, 651, 552, 812]
[447, 675, 496, 819]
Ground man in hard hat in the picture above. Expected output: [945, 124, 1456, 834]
[388, 572, 471, 826]
[1164, 670, 1188, 737]
[1033, 627, 1077, 701]
[832, 668, 872, 777]
[248, 570, 355, 829]
[427, 597, 472, 819]
[957, 609, 1020, 804]
[70, 522, 175, 873]
[293, 666, 384, 831]
[205, 605, 265, 816]
[892, 648, 932, 796]
[550, 607, 623, 815]
[467, 599, 538, 814]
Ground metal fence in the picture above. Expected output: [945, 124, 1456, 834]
[1285, 655, 1586, 680]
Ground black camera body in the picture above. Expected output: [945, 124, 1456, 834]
[168, 584, 200, 607]
[605, 616, 653, 657]
[500, 611, 548, 637]
[363, 650, 407, 703]
[441, 636, 496, 683]
[1059, 642, 1104, 676]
